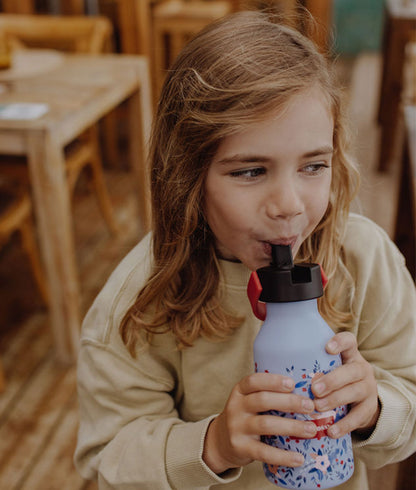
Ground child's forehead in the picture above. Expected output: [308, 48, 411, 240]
[211, 93, 334, 166]
[222, 86, 334, 133]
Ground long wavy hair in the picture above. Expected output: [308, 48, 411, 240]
[120, 11, 359, 355]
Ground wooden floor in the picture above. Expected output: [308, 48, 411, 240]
[0, 53, 407, 489]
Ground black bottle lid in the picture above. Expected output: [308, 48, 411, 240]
[257, 244, 323, 302]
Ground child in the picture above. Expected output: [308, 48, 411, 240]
[74, 11, 416, 490]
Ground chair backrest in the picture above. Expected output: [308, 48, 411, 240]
[0, 0, 35, 14]
[0, 13, 113, 54]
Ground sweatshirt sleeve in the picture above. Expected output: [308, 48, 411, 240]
[74, 338, 241, 489]
[74, 235, 242, 489]
[345, 217, 416, 469]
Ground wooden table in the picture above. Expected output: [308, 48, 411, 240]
[0, 51, 152, 363]
[394, 105, 416, 280]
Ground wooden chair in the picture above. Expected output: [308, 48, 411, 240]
[0, 177, 48, 303]
[0, 13, 113, 53]
[302, 0, 333, 53]
[0, 175, 48, 393]
[152, 0, 232, 97]
[0, 0, 35, 14]
[238, 0, 333, 52]
[0, 14, 118, 235]
[151, 0, 333, 97]
[0, 0, 98, 16]
[116, 0, 154, 56]
[377, 0, 416, 172]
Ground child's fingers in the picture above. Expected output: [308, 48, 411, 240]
[325, 331, 360, 363]
[313, 373, 367, 412]
[245, 391, 315, 415]
[238, 373, 295, 395]
[326, 401, 376, 439]
[311, 361, 366, 400]
[312, 331, 373, 401]
[249, 440, 305, 468]
[247, 413, 317, 439]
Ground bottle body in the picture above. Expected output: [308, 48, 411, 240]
[253, 300, 354, 490]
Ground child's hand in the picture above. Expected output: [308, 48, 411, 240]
[202, 373, 317, 474]
[311, 332, 380, 438]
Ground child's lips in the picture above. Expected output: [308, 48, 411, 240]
[261, 237, 298, 256]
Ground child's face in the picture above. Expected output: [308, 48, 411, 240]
[204, 87, 333, 271]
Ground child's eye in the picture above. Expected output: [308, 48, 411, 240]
[229, 167, 266, 179]
[301, 162, 330, 174]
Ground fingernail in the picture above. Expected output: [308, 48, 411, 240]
[302, 399, 314, 411]
[315, 398, 328, 410]
[283, 378, 294, 389]
[304, 423, 317, 435]
[313, 382, 325, 395]
[327, 340, 338, 353]
[294, 453, 304, 465]
[329, 426, 339, 438]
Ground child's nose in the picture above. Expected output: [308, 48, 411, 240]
[265, 179, 304, 219]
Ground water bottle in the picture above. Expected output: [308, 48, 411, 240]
[247, 245, 354, 489]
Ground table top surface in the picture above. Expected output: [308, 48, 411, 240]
[0, 49, 64, 81]
[387, 0, 416, 18]
[0, 50, 148, 135]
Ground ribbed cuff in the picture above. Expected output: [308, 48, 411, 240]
[353, 381, 412, 448]
[165, 416, 242, 489]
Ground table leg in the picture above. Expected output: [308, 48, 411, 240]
[126, 89, 151, 232]
[27, 131, 80, 364]
[126, 62, 153, 231]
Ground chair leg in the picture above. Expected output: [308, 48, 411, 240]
[0, 359, 5, 393]
[19, 215, 49, 305]
[66, 153, 86, 196]
[100, 112, 120, 168]
[170, 32, 185, 62]
[87, 126, 119, 235]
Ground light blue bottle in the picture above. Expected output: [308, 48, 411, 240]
[248, 245, 354, 490]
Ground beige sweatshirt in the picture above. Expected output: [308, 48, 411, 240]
[74, 213, 416, 489]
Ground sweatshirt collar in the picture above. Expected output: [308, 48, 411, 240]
[218, 258, 252, 288]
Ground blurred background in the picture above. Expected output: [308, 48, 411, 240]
[0, 1, 414, 489]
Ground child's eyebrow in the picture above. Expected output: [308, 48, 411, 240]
[302, 146, 334, 158]
[215, 146, 334, 165]
[216, 155, 271, 165]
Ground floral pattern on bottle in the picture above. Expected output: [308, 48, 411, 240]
[255, 360, 354, 489]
